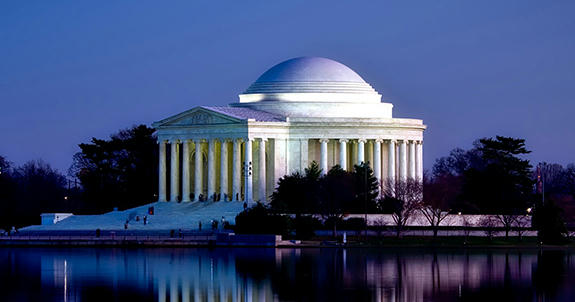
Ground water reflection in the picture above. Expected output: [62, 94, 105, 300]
[0, 247, 574, 301]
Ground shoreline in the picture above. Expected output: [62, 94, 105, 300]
[1, 234, 573, 249]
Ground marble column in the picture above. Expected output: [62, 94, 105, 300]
[158, 140, 167, 202]
[170, 140, 180, 202]
[244, 139, 253, 203]
[409, 140, 416, 180]
[339, 139, 348, 170]
[220, 139, 229, 201]
[319, 139, 329, 175]
[388, 140, 396, 184]
[374, 139, 382, 184]
[182, 279, 190, 302]
[207, 139, 216, 201]
[258, 138, 267, 202]
[399, 140, 407, 181]
[194, 139, 203, 202]
[158, 276, 166, 302]
[357, 139, 366, 164]
[367, 140, 374, 166]
[182, 139, 191, 202]
[232, 139, 242, 201]
[416, 141, 423, 181]
[170, 278, 178, 302]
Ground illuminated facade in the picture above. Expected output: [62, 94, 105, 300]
[153, 57, 426, 203]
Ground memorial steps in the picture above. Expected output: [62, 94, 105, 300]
[22, 201, 245, 231]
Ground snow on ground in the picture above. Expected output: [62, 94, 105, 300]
[22, 201, 246, 231]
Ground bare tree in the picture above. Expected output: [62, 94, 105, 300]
[420, 206, 450, 237]
[494, 214, 517, 239]
[462, 215, 473, 241]
[480, 216, 498, 240]
[373, 217, 388, 238]
[380, 178, 422, 237]
[421, 174, 454, 237]
[514, 215, 531, 240]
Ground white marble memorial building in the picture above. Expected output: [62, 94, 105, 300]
[153, 57, 426, 203]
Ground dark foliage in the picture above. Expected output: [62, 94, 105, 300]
[421, 175, 451, 237]
[532, 200, 569, 244]
[351, 163, 380, 213]
[234, 203, 290, 236]
[292, 215, 322, 239]
[463, 136, 533, 214]
[270, 161, 321, 215]
[379, 178, 422, 237]
[318, 166, 354, 216]
[70, 125, 158, 212]
[0, 158, 69, 229]
[432, 136, 534, 214]
[536, 163, 575, 223]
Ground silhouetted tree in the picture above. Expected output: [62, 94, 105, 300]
[319, 165, 355, 236]
[270, 161, 323, 237]
[235, 202, 290, 236]
[421, 175, 451, 237]
[70, 125, 158, 212]
[533, 200, 569, 244]
[432, 148, 480, 212]
[0, 156, 17, 229]
[464, 137, 533, 215]
[535, 162, 575, 224]
[271, 161, 321, 216]
[380, 179, 422, 237]
[351, 163, 380, 213]
[432, 136, 534, 219]
[0, 159, 68, 228]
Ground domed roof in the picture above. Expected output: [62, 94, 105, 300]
[241, 57, 381, 102]
[254, 57, 366, 83]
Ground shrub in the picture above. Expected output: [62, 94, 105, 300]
[293, 215, 322, 239]
[235, 203, 290, 236]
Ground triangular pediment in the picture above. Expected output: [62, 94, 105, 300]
[153, 107, 243, 128]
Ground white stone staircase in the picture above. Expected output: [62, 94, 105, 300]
[22, 201, 246, 231]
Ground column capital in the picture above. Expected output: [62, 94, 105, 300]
[169, 139, 181, 144]
[375, 138, 384, 143]
[258, 137, 268, 142]
[388, 139, 396, 144]
[357, 138, 367, 143]
[417, 140, 424, 145]
[319, 138, 329, 143]
[194, 138, 207, 144]
[339, 139, 349, 143]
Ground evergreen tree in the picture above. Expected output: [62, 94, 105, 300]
[351, 162, 380, 213]
[70, 125, 158, 211]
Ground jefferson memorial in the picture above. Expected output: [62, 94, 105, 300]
[153, 57, 426, 204]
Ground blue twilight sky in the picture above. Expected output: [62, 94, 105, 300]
[1, 0, 574, 175]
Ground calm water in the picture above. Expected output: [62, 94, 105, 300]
[0, 247, 574, 302]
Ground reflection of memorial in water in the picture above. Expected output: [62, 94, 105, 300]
[39, 249, 275, 302]
[5, 248, 571, 301]
[270, 249, 543, 301]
